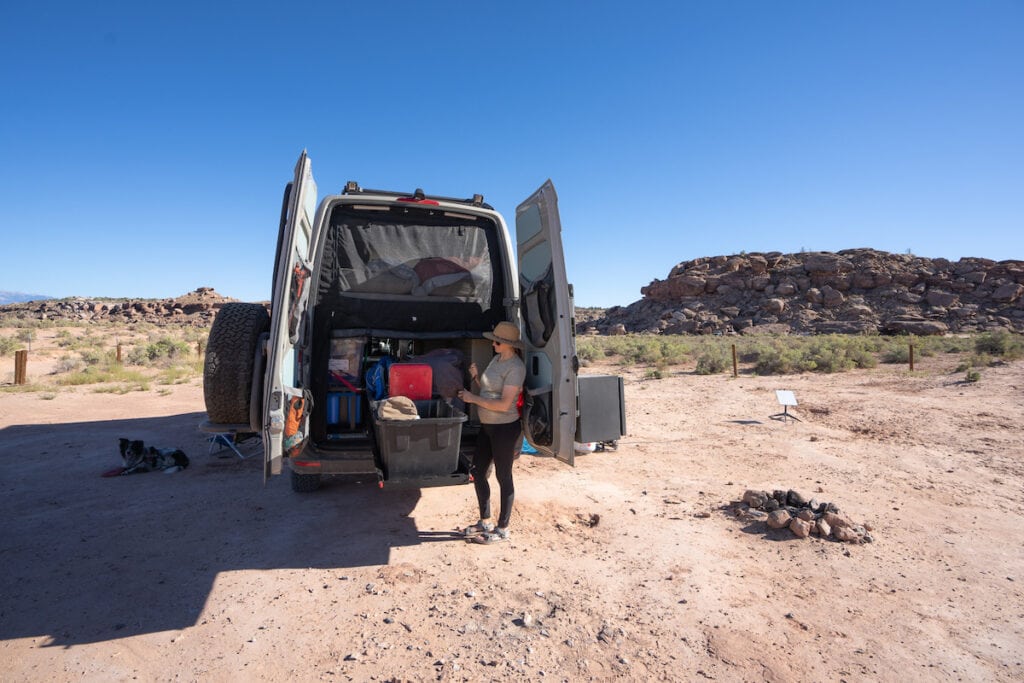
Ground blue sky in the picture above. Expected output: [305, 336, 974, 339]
[1, 1, 1021, 307]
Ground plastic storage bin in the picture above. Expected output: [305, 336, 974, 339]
[327, 390, 363, 429]
[371, 399, 467, 480]
[329, 337, 365, 386]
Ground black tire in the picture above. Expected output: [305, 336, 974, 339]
[290, 469, 321, 493]
[203, 303, 271, 424]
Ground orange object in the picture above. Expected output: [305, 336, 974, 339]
[284, 396, 304, 438]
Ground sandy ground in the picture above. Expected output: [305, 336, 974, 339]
[1, 350, 1022, 682]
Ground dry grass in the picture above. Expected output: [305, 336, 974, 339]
[0, 323, 209, 393]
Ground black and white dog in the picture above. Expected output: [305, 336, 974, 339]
[117, 438, 190, 475]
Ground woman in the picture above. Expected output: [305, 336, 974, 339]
[458, 321, 526, 544]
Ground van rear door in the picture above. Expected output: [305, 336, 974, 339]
[516, 180, 578, 465]
[263, 151, 318, 481]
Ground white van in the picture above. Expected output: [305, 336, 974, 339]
[202, 151, 625, 491]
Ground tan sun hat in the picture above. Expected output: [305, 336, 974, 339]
[483, 321, 523, 349]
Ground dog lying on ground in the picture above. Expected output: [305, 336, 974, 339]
[113, 438, 190, 475]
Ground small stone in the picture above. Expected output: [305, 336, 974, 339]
[797, 509, 816, 522]
[786, 489, 807, 507]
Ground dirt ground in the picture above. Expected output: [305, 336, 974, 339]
[1, 348, 1022, 682]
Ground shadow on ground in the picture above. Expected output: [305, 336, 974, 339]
[0, 411, 423, 647]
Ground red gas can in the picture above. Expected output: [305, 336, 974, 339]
[388, 363, 433, 401]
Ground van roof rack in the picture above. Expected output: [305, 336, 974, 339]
[342, 181, 491, 209]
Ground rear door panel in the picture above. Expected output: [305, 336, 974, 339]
[264, 151, 318, 481]
[516, 180, 577, 465]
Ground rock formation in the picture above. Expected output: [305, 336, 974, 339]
[586, 249, 1024, 336]
[0, 287, 251, 327]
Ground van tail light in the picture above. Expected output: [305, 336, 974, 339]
[292, 460, 321, 470]
[397, 188, 440, 205]
[397, 197, 439, 205]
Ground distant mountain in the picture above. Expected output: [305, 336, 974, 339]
[0, 291, 53, 305]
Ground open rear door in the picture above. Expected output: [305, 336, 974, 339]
[263, 151, 318, 481]
[516, 180, 578, 465]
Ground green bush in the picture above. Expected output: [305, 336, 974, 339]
[128, 337, 191, 366]
[975, 331, 1024, 359]
[695, 352, 728, 375]
[0, 336, 19, 356]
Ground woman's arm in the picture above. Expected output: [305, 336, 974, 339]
[459, 384, 521, 413]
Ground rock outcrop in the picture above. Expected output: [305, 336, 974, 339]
[0, 288, 249, 327]
[586, 249, 1024, 336]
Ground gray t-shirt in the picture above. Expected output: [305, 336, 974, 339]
[477, 354, 526, 424]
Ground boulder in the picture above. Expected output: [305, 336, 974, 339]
[789, 517, 812, 538]
[767, 509, 792, 529]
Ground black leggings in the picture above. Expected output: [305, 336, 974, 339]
[472, 420, 522, 529]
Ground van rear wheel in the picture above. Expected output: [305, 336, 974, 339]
[204, 303, 270, 424]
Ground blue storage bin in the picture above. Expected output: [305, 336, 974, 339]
[327, 391, 362, 429]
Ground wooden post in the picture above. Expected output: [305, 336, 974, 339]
[116, 343, 123, 364]
[14, 349, 28, 385]
[197, 341, 203, 356]
[909, 343, 914, 372]
[732, 344, 738, 378]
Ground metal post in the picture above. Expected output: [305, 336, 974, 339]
[14, 349, 28, 385]
[116, 343, 123, 364]
[909, 343, 914, 372]
[732, 344, 738, 378]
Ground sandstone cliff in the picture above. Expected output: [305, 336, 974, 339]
[587, 249, 1024, 336]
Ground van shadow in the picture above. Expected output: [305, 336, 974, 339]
[0, 411, 426, 647]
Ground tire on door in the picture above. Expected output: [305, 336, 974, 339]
[203, 303, 271, 425]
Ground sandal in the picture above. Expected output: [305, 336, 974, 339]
[469, 528, 510, 545]
[461, 521, 494, 537]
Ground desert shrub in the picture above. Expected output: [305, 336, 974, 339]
[60, 363, 149, 387]
[754, 346, 814, 375]
[695, 352, 728, 375]
[157, 364, 201, 385]
[0, 336, 19, 356]
[975, 331, 1024, 359]
[965, 369, 981, 383]
[16, 329, 36, 350]
[128, 337, 191, 366]
[576, 339, 599, 363]
[53, 356, 84, 374]
[79, 348, 112, 366]
[881, 344, 910, 364]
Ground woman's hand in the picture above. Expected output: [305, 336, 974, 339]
[468, 362, 479, 383]
[458, 389, 478, 405]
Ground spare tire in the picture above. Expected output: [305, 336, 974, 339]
[204, 303, 271, 424]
